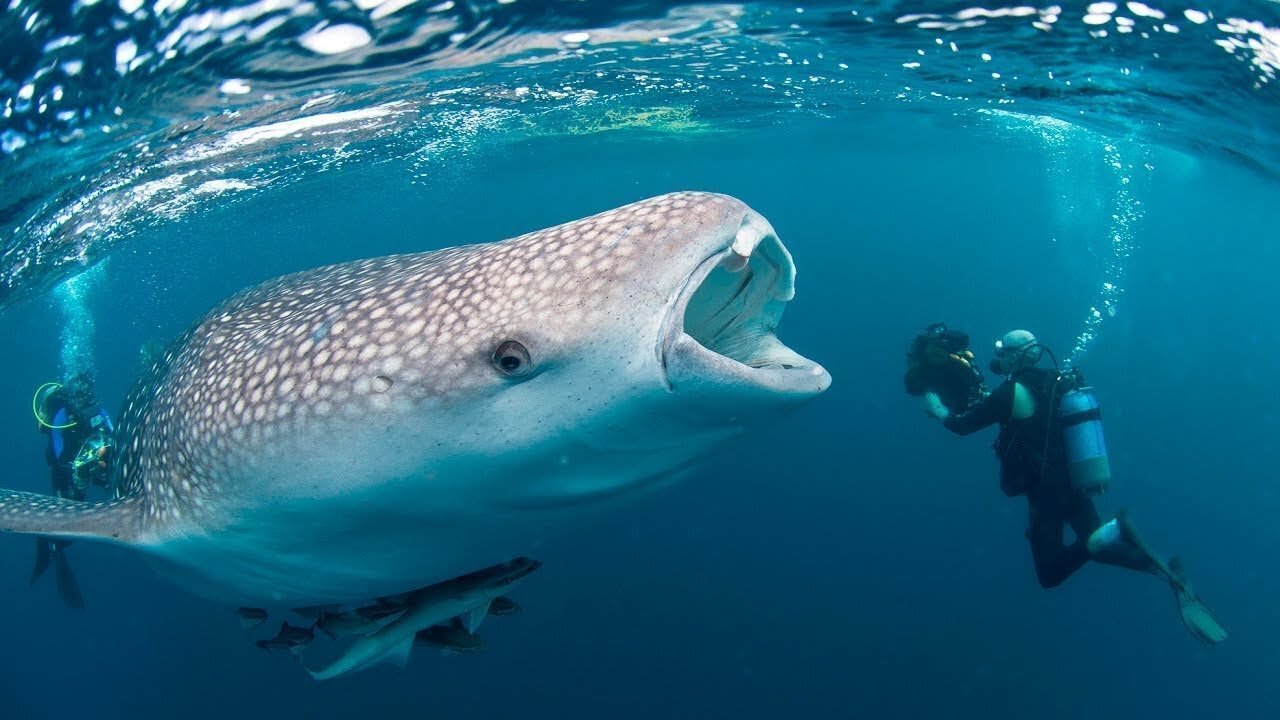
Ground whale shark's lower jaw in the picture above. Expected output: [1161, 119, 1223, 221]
[661, 212, 831, 398]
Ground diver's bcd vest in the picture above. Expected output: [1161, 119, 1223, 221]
[993, 367, 1081, 497]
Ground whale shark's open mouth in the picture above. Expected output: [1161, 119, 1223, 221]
[661, 215, 831, 396]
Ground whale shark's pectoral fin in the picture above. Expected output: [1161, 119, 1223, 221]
[462, 601, 492, 634]
[0, 490, 144, 545]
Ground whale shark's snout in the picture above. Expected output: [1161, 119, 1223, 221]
[659, 205, 831, 401]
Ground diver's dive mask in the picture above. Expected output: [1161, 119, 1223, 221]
[989, 350, 1014, 375]
[988, 330, 1042, 375]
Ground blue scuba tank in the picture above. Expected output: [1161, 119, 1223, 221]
[1056, 385, 1110, 495]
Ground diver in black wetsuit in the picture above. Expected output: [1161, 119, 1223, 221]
[926, 330, 1150, 587]
[920, 329, 1228, 644]
[32, 371, 115, 609]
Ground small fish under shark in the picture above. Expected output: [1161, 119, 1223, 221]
[415, 624, 486, 655]
[256, 620, 316, 655]
[0, 192, 830, 674]
[242, 559, 535, 676]
[311, 590, 522, 639]
[306, 557, 541, 680]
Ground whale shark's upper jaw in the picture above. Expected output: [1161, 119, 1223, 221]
[660, 212, 831, 398]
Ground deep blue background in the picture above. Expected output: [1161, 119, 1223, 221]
[1, 114, 1276, 718]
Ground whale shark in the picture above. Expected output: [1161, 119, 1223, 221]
[0, 192, 830, 607]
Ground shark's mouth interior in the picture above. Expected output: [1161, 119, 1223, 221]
[662, 218, 828, 394]
[682, 235, 801, 368]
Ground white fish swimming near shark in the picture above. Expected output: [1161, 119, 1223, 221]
[307, 557, 541, 680]
[0, 192, 830, 643]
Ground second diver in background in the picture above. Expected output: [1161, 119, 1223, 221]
[32, 371, 116, 609]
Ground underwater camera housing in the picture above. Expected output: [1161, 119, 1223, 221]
[903, 322, 986, 413]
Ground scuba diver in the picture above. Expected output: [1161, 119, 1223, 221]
[31, 371, 116, 609]
[918, 328, 1228, 646]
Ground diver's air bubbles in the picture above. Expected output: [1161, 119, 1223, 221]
[56, 262, 107, 383]
[981, 111, 1148, 368]
[1066, 142, 1147, 366]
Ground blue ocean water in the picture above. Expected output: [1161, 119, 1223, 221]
[2, 1, 1280, 718]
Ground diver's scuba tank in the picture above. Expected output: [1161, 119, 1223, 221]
[1056, 383, 1111, 495]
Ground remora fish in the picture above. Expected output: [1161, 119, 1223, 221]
[308, 557, 539, 680]
[0, 192, 830, 607]
[256, 620, 316, 654]
[316, 600, 407, 639]
[236, 607, 269, 630]
[487, 596, 520, 617]
[414, 624, 487, 655]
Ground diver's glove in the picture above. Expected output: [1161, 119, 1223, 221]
[923, 392, 950, 420]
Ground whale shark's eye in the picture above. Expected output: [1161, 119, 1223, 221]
[493, 341, 532, 377]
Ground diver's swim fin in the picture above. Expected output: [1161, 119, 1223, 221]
[30, 537, 52, 585]
[1168, 557, 1228, 646]
[31, 537, 75, 585]
[1114, 512, 1227, 646]
[54, 546, 86, 610]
